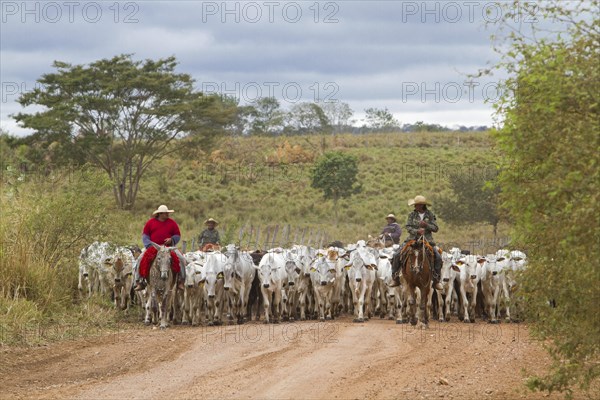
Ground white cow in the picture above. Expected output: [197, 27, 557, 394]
[292, 245, 316, 320]
[223, 244, 256, 324]
[496, 249, 513, 322]
[309, 254, 338, 321]
[184, 250, 205, 264]
[255, 250, 287, 323]
[77, 241, 111, 297]
[105, 246, 135, 310]
[330, 248, 348, 318]
[497, 249, 527, 322]
[182, 260, 205, 326]
[454, 255, 481, 323]
[510, 250, 527, 271]
[203, 252, 227, 326]
[375, 250, 400, 320]
[78, 247, 92, 297]
[479, 254, 502, 323]
[316, 247, 346, 318]
[375, 248, 408, 324]
[344, 243, 377, 323]
[282, 249, 302, 321]
[433, 251, 458, 322]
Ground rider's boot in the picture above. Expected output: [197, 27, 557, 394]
[134, 278, 147, 291]
[389, 262, 401, 287]
[432, 252, 443, 291]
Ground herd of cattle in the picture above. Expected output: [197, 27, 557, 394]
[77, 240, 528, 329]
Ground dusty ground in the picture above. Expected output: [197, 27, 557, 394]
[0, 318, 590, 400]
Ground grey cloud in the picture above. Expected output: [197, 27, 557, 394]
[1, 0, 511, 136]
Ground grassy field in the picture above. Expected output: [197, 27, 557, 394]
[128, 131, 509, 253]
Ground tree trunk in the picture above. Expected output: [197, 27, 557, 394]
[333, 197, 339, 228]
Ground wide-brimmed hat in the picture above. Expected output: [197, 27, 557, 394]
[408, 195, 431, 206]
[385, 214, 397, 221]
[204, 218, 219, 226]
[152, 205, 174, 215]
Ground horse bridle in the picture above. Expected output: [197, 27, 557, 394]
[401, 235, 431, 273]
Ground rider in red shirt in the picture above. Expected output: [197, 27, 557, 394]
[134, 205, 185, 291]
[142, 214, 181, 248]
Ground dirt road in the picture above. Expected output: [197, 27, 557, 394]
[0, 318, 585, 400]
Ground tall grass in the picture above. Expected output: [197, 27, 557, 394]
[0, 167, 131, 345]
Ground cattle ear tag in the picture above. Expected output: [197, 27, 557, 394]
[456, 261, 463, 266]
[344, 265, 351, 270]
[310, 267, 316, 272]
[217, 272, 224, 279]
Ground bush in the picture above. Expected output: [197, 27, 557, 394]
[492, 2, 599, 395]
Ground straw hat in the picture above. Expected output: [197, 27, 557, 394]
[152, 204, 174, 215]
[408, 195, 431, 206]
[385, 214, 397, 221]
[204, 218, 219, 226]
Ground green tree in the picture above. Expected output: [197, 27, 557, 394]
[249, 97, 285, 135]
[310, 151, 361, 225]
[231, 104, 258, 136]
[321, 101, 353, 134]
[435, 171, 501, 236]
[286, 102, 331, 135]
[13, 54, 234, 210]
[490, 1, 599, 395]
[364, 107, 400, 131]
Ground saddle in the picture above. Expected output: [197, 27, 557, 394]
[202, 243, 221, 252]
[139, 246, 180, 279]
[399, 239, 434, 268]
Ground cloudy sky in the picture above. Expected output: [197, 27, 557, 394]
[1, 0, 527, 136]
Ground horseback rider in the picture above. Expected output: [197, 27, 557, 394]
[389, 195, 443, 291]
[380, 214, 402, 245]
[198, 218, 221, 251]
[133, 205, 186, 291]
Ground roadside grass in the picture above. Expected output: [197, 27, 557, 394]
[0, 168, 136, 346]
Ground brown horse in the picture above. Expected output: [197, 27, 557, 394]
[393, 238, 434, 327]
